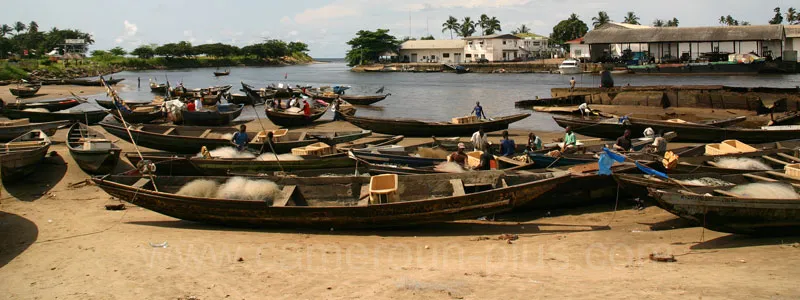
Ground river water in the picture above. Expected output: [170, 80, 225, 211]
[99, 62, 800, 132]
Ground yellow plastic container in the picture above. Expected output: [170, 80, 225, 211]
[466, 151, 483, 168]
[704, 143, 727, 156]
[369, 174, 398, 204]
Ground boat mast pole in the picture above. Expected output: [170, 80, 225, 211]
[243, 82, 284, 172]
[101, 77, 159, 192]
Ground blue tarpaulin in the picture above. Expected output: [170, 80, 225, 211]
[635, 161, 669, 179]
[598, 147, 627, 175]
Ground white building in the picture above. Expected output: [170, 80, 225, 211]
[567, 37, 590, 60]
[463, 34, 522, 62]
[786, 25, 800, 62]
[398, 40, 466, 63]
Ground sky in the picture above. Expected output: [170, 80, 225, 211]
[1, 0, 797, 58]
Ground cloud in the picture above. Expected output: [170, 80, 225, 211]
[280, 16, 292, 25]
[294, 1, 363, 24]
[114, 20, 141, 46]
[183, 30, 196, 43]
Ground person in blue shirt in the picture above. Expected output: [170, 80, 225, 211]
[231, 125, 249, 151]
[499, 130, 516, 157]
[471, 101, 487, 119]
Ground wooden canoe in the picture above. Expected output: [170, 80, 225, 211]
[92, 171, 571, 228]
[9, 84, 41, 98]
[99, 119, 372, 154]
[650, 183, 800, 235]
[264, 104, 329, 127]
[614, 171, 800, 201]
[150, 82, 168, 93]
[339, 94, 391, 105]
[342, 109, 530, 137]
[189, 153, 357, 176]
[302, 88, 338, 102]
[2, 108, 109, 124]
[0, 130, 51, 181]
[213, 70, 230, 76]
[94, 99, 155, 110]
[180, 104, 244, 126]
[3, 98, 80, 111]
[553, 115, 800, 143]
[0, 119, 69, 142]
[66, 122, 121, 174]
[65, 78, 124, 86]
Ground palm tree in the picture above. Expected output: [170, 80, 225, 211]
[741, 21, 751, 26]
[13, 21, 26, 35]
[787, 7, 798, 24]
[652, 19, 665, 27]
[623, 12, 640, 25]
[0, 24, 11, 37]
[28, 21, 38, 34]
[459, 17, 476, 37]
[441, 16, 460, 39]
[512, 24, 531, 34]
[592, 11, 611, 28]
[666, 18, 679, 27]
[718, 16, 726, 25]
[484, 17, 501, 35]
[478, 14, 489, 36]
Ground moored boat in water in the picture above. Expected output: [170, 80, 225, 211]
[341, 108, 530, 137]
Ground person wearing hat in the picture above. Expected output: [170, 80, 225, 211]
[448, 143, 469, 167]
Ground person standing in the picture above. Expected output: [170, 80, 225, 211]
[137, 77, 141, 89]
[471, 101, 487, 120]
[470, 127, 488, 152]
[302, 99, 311, 117]
[332, 99, 343, 121]
[569, 77, 576, 92]
[231, 125, 249, 151]
[499, 130, 516, 157]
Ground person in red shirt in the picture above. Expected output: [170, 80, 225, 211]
[302, 100, 311, 117]
[186, 101, 196, 112]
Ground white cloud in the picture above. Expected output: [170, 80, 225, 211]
[114, 20, 141, 46]
[288, 30, 298, 37]
[183, 30, 196, 43]
[294, 1, 364, 24]
[280, 16, 292, 25]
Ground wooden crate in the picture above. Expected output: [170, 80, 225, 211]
[451, 115, 478, 124]
[254, 129, 289, 143]
[720, 140, 757, 153]
[291, 142, 332, 156]
[786, 164, 800, 178]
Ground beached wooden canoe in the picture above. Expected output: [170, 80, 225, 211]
[94, 99, 155, 110]
[180, 104, 243, 126]
[92, 170, 570, 228]
[650, 182, 800, 235]
[341, 109, 530, 137]
[0, 130, 51, 181]
[553, 115, 800, 143]
[302, 88, 339, 102]
[189, 152, 357, 176]
[99, 119, 372, 154]
[0, 119, 69, 142]
[66, 123, 121, 174]
[1, 108, 109, 124]
[2, 98, 80, 111]
[64, 78, 124, 86]
[9, 84, 41, 98]
[340, 94, 391, 106]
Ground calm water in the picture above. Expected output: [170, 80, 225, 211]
[93, 63, 800, 132]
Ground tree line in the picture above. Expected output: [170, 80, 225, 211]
[0, 20, 94, 59]
[91, 40, 309, 60]
[769, 7, 800, 25]
[441, 14, 502, 38]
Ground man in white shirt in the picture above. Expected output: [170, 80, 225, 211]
[470, 127, 487, 152]
[578, 102, 590, 118]
[194, 98, 203, 111]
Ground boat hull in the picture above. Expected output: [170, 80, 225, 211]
[180, 104, 244, 126]
[0, 120, 69, 142]
[2, 109, 108, 125]
[343, 113, 530, 137]
[189, 154, 356, 176]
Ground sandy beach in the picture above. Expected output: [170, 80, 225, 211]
[0, 109, 799, 299]
[0, 85, 106, 103]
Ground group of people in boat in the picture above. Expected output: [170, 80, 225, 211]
[269, 96, 312, 117]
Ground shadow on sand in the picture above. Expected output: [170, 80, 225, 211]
[690, 234, 800, 250]
[127, 218, 610, 237]
[638, 216, 697, 232]
[2, 152, 67, 202]
[0, 211, 39, 267]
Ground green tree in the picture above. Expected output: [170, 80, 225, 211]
[13, 21, 25, 35]
[666, 18, 679, 27]
[155, 43, 178, 57]
[592, 11, 611, 28]
[131, 45, 155, 58]
[287, 41, 308, 54]
[459, 17, 476, 37]
[719, 15, 749, 26]
[511, 24, 531, 34]
[787, 7, 799, 24]
[344, 29, 399, 66]
[653, 19, 665, 27]
[109, 46, 127, 56]
[193, 43, 240, 57]
[441, 16, 460, 39]
[550, 13, 588, 49]
[483, 17, 501, 35]
[0, 24, 11, 37]
[420, 35, 435, 40]
[770, 7, 784, 24]
[28, 21, 38, 34]
[623, 12, 640, 25]
[478, 14, 490, 35]
[90, 50, 109, 57]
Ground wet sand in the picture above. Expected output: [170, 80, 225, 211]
[0, 85, 106, 103]
[1, 111, 799, 299]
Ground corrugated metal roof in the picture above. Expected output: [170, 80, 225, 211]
[464, 34, 520, 40]
[584, 25, 785, 44]
[400, 40, 466, 50]
[787, 25, 800, 38]
[597, 22, 652, 30]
